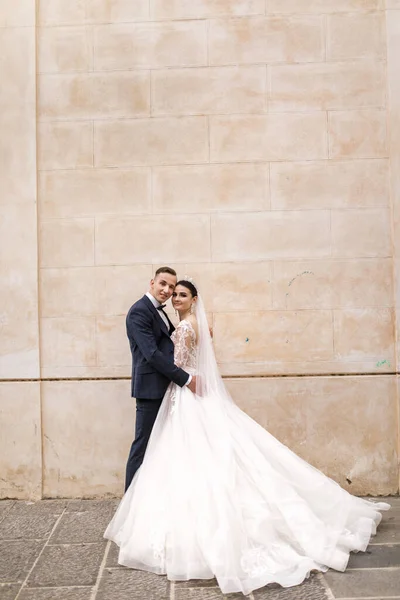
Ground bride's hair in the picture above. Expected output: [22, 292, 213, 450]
[175, 280, 198, 298]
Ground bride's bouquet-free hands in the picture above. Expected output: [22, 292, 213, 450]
[187, 375, 197, 395]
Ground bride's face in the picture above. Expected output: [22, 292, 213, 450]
[172, 285, 194, 313]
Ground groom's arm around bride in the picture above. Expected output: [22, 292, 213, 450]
[124, 267, 195, 491]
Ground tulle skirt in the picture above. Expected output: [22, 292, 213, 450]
[104, 384, 390, 595]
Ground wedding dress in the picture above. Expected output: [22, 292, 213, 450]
[104, 294, 390, 596]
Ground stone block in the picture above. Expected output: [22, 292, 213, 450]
[39, 168, 151, 219]
[96, 568, 169, 600]
[95, 214, 210, 265]
[266, 0, 382, 12]
[0, 106, 36, 206]
[38, 122, 93, 170]
[328, 109, 387, 159]
[152, 66, 265, 116]
[42, 381, 133, 498]
[214, 310, 334, 364]
[95, 117, 208, 168]
[331, 208, 391, 258]
[0, 541, 44, 583]
[38, 26, 93, 73]
[153, 164, 268, 214]
[272, 258, 393, 310]
[210, 114, 327, 162]
[49, 503, 116, 544]
[40, 317, 97, 369]
[0, 28, 35, 106]
[0, 0, 34, 26]
[94, 21, 206, 70]
[0, 204, 39, 379]
[0, 501, 66, 540]
[39, 0, 149, 25]
[327, 12, 386, 60]
[27, 543, 105, 587]
[39, 72, 150, 120]
[209, 16, 323, 65]
[324, 569, 400, 598]
[151, 0, 265, 19]
[211, 211, 330, 261]
[269, 61, 385, 111]
[333, 308, 395, 363]
[40, 218, 95, 268]
[270, 159, 389, 210]
[0, 383, 41, 500]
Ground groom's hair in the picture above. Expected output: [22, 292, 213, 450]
[154, 266, 177, 278]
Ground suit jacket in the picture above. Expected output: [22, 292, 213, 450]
[126, 294, 189, 399]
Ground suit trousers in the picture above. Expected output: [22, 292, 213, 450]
[125, 397, 163, 491]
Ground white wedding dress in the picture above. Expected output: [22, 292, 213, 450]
[105, 303, 389, 596]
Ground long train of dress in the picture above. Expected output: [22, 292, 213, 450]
[105, 321, 389, 595]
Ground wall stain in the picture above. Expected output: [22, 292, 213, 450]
[288, 271, 314, 287]
[376, 359, 391, 368]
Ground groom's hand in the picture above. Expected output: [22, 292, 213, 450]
[188, 375, 197, 394]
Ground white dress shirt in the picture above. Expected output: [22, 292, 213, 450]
[146, 292, 191, 386]
[146, 292, 169, 329]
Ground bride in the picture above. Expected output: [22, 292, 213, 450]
[104, 279, 390, 596]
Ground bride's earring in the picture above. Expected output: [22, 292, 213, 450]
[189, 304, 193, 315]
[175, 309, 178, 317]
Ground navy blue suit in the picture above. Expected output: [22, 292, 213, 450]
[125, 294, 189, 490]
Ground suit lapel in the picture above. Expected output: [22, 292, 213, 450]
[165, 313, 175, 335]
[142, 295, 171, 337]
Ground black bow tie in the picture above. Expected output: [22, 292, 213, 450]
[157, 304, 167, 310]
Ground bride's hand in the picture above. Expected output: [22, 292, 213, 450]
[188, 375, 197, 394]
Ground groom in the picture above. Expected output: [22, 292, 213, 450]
[125, 266, 197, 491]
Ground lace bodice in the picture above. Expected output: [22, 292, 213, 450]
[171, 320, 197, 374]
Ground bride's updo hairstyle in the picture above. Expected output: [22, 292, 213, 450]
[176, 280, 198, 298]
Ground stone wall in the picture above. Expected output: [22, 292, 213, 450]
[1, 0, 399, 499]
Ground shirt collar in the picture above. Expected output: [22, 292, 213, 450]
[146, 291, 161, 308]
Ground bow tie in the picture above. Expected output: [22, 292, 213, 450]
[157, 304, 167, 310]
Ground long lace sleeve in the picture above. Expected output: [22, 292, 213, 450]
[172, 321, 197, 370]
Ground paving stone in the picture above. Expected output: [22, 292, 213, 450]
[175, 578, 219, 589]
[18, 587, 93, 600]
[0, 504, 15, 524]
[49, 504, 116, 544]
[27, 543, 105, 588]
[369, 497, 400, 510]
[0, 502, 66, 541]
[0, 584, 21, 600]
[324, 568, 400, 598]
[0, 540, 44, 583]
[106, 542, 122, 569]
[66, 500, 119, 513]
[372, 514, 400, 544]
[97, 568, 169, 600]
[0, 498, 397, 600]
[253, 575, 329, 599]
[348, 544, 400, 569]
[175, 588, 242, 599]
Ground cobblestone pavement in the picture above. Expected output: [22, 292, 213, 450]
[0, 497, 399, 600]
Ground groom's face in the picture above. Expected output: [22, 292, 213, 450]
[150, 272, 177, 304]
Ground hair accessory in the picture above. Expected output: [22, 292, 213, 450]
[183, 275, 197, 287]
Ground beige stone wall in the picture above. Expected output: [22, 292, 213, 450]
[1, 0, 399, 498]
[0, 0, 42, 498]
